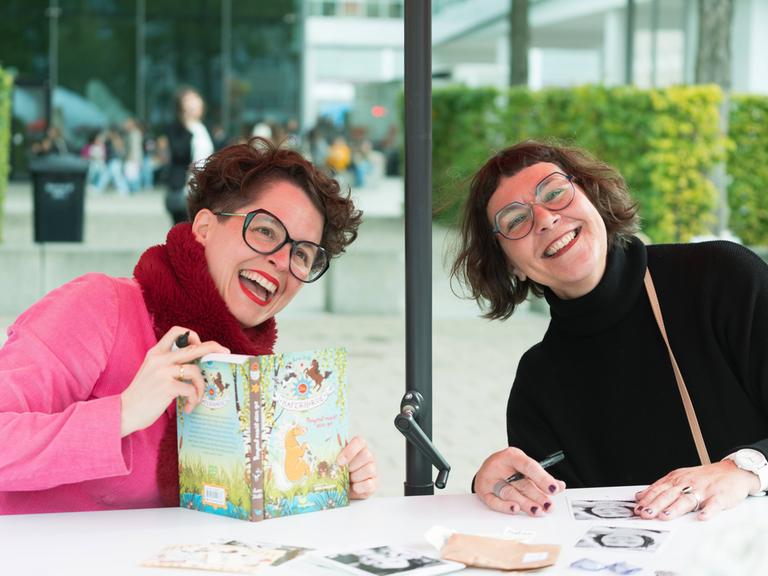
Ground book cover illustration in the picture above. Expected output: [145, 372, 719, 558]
[259, 347, 349, 518]
[177, 347, 349, 521]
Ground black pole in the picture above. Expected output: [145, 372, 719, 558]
[404, 0, 433, 496]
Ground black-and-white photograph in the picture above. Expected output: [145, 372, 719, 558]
[324, 545, 463, 576]
[569, 498, 638, 520]
[575, 526, 669, 553]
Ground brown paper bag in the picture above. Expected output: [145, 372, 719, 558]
[441, 533, 559, 571]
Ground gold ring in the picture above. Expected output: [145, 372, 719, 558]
[680, 485, 701, 512]
[178, 365, 185, 381]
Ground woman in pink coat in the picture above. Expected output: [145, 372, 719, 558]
[0, 138, 378, 514]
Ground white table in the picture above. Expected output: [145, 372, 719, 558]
[2, 487, 767, 575]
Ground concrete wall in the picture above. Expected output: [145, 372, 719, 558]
[0, 217, 407, 319]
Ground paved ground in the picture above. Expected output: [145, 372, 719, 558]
[0, 178, 550, 497]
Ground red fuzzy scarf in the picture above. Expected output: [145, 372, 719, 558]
[134, 223, 277, 506]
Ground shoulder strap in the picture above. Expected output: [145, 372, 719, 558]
[644, 268, 711, 466]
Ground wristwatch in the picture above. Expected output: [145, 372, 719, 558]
[724, 448, 768, 496]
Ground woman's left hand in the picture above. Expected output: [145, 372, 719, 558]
[634, 460, 760, 521]
[337, 436, 377, 500]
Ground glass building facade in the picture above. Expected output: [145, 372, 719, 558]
[1, 0, 302, 176]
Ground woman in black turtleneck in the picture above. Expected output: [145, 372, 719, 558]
[451, 140, 768, 522]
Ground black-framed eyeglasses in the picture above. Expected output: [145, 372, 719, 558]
[214, 209, 329, 283]
[491, 172, 576, 240]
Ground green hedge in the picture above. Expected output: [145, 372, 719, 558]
[433, 84, 725, 243]
[431, 86, 498, 223]
[0, 68, 12, 243]
[728, 95, 768, 245]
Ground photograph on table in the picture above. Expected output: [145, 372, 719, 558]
[569, 498, 638, 520]
[575, 526, 669, 553]
[320, 545, 464, 576]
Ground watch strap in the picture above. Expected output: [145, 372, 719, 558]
[725, 450, 768, 495]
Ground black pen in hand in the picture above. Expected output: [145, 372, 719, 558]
[172, 330, 190, 352]
[505, 450, 565, 483]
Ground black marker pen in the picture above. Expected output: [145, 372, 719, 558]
[505, 450, 565, 483]
[172, 330, 190, 352]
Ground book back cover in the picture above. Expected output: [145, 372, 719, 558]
[177, 354, 255, 520]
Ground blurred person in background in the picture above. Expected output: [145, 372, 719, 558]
[123, 118, 144, 194]
[326, 135, 351, 175]
[165, 87, 214, 224]
[81, 130, 108, 193]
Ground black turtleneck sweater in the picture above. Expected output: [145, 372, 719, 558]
[507, 236, 768, 488]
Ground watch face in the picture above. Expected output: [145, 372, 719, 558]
[735, 450, 767, 470]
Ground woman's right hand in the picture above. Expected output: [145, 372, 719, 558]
[119, 327, 229, 437]
[475, 447, 566, 516]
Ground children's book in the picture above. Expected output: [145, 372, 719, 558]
[177, 347, 349, 521]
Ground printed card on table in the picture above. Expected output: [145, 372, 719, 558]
[143, 540, 307, 573]
[315, 545, 464, 576]
[575, 525, 669, 553]
[569, 498, 639, 521]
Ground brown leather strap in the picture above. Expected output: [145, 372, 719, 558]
[644, 268, 711, 466]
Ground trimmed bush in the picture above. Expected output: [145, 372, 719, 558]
[0, 68, 13, 243]
[728, 94, 768, 245]
[433, 84, 725, 243]
[431, 86, 498, 225]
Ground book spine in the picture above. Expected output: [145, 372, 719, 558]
[249, 357, 265, 522]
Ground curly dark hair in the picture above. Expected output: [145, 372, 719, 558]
[187, 137, 362, 258]
[451, 140, 639, 320]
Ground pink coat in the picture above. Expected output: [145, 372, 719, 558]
[0, 274, 170, 514]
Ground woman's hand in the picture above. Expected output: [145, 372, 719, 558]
[475, 447, 566, 516]
[338, 436, 377, 500]
[119, 327, 229, 437]
[634, 461, 760, 521]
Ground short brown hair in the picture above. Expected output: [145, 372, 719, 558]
[188, 137, 362, 258]
[451, 140, 639, 320]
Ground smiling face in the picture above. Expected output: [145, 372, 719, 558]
[192, 180, 324, 327]
[590, 503, 635, 518]
[487, 161, 608, 300]
[599, 532, 648, 549]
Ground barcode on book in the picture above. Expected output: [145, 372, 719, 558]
[203, 484, 226, 508]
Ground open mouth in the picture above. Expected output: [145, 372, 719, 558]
[544, 227, 580, 258]
[238, 270, 278, 306]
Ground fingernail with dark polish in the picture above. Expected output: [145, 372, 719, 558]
[548, 484, 557, 493]
[644, 508, 654, 515]
[510, 504, 518, 512]
[531, 506, 539, 514]
[661, 509, 671, 516]
[543, 502, 551, 511]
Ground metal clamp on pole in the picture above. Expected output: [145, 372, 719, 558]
[395, 391, 451, 490]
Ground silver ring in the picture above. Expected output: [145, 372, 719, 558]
[492, 479, 510, 499]
[680, 485, 701, 512]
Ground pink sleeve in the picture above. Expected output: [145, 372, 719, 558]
[0, 274, 134, 491]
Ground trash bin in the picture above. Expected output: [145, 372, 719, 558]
[28, 155, 89, 242]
